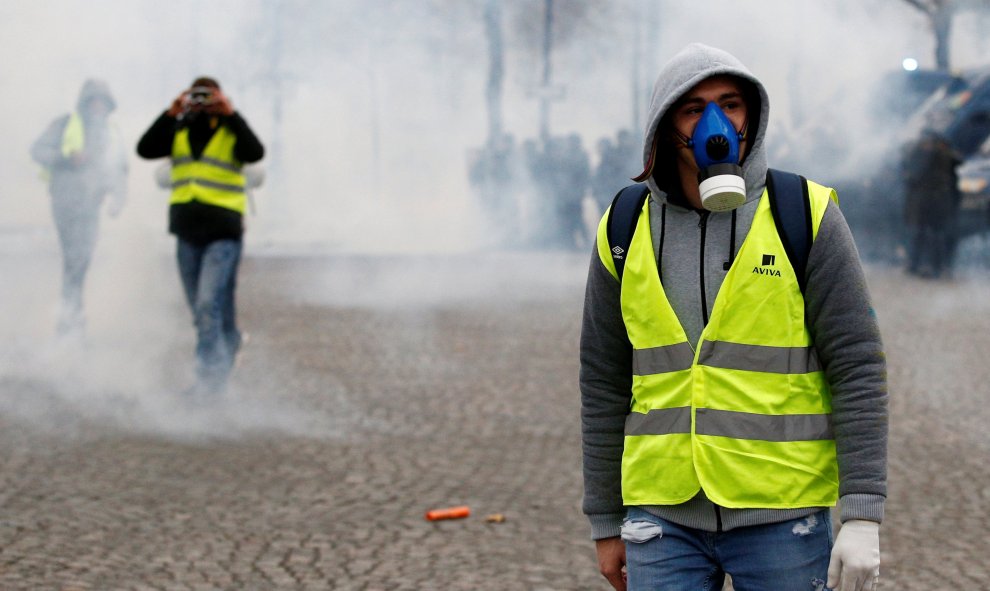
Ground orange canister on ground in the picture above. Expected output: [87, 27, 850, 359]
[425, 506, 471, 521]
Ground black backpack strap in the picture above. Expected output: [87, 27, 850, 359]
[605, 183, 651, 280]
[766, 169, 812, 293]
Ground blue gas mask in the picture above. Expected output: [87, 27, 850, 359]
[690, 102, 747, 211]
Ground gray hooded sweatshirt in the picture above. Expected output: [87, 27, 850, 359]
[580, 43, 888, 540]
[30, 78, 128, 210]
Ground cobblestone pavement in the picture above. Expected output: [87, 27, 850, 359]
[0, 248, 988, 590]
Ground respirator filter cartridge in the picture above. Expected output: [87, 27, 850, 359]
[698, 163, 746, 212]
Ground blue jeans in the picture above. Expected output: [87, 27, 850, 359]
[622, 507, 833, 591]
[176, 239, 243, 390]
[52, 195, 101, 335]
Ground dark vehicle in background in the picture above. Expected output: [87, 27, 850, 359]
[834, 67, 990, 263]
[881, 67, 957, 122]
[919, 66, 990, 158]
[956, 134, 990, 239]
[913, 67, 990, 254]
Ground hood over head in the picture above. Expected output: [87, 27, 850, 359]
[76, 78, 117, 113]
[636, 43, 769, 208]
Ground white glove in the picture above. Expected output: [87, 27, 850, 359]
[827, 519, 880, 591]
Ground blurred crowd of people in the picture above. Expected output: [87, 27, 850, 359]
[467, 128, 640, 251]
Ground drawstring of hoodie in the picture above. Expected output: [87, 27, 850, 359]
[657, 203, 667, 281]
[725, 209, 737, 270]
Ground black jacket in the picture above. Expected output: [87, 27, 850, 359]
[136, 111, 264, 244]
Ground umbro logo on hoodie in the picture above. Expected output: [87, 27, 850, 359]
[753, 253, 781, 277]
[611, 245, 625, 260]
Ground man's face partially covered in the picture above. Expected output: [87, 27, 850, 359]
[670, 76, 749, 172]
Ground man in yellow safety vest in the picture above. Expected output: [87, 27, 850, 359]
[137, 77, 264, 398]
[580, 44, 887, 591]
[31, 78, 128, 338]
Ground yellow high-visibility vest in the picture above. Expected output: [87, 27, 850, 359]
[38, 112, 85, 181]
[170, 126, 246, 214]
[596, 180, 839, 509]
[61, 112, 85, 157]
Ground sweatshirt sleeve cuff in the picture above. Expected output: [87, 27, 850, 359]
[839, 493, 885, 524]
[588, 512, 625, 540]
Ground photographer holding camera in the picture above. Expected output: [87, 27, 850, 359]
[137, 76, 264, 398]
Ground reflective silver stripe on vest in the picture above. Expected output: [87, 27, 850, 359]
[625, 407, 691, 436]
[171, 156, 241, 173]
[633, 343, 695, 375]
[695, 408, 833, 441]
[171, 178, 245, 193]
[698, 341, 821, 374]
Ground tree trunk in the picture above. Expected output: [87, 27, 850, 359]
[540, 0, 554, 143]
[933, 6, 952, 71]
[483, 0, 504, 148]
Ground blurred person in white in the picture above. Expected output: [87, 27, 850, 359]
[580, 44, 887, 591]
[136, 77, 264, 398]
[31, 78, 128, 339]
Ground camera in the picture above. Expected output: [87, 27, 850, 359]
[187, 86, 215, 106]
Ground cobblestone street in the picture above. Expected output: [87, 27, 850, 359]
[0, 247, 988, 590]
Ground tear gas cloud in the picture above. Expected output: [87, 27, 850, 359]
[0, 0, 985, 438]
[4, 1, 989, 251]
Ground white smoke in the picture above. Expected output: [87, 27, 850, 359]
[0, 0, 985, 439]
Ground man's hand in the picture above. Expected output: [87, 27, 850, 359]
[827, 520, 880, 591]
[595, 536, 627, 591]
[167, 91, 188, 117]
[207, 90, 235, 116]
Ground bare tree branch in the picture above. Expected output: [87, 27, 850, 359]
[901, 0, 936, 14]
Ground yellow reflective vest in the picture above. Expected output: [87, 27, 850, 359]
[595, 180, 839, 510]
[61, 112, 85, 157]
[170, 126, 247, 214]
[38, 112, 85, 181]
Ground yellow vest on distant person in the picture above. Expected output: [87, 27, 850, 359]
[37, 112, 85, 181]
[60, 112, 85, 157]
[595, 180, 839, 509]
[170, 126, 247, 214]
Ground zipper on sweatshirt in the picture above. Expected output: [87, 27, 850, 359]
[714, 504, 723, 533]
[697, 211, 710, 325]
